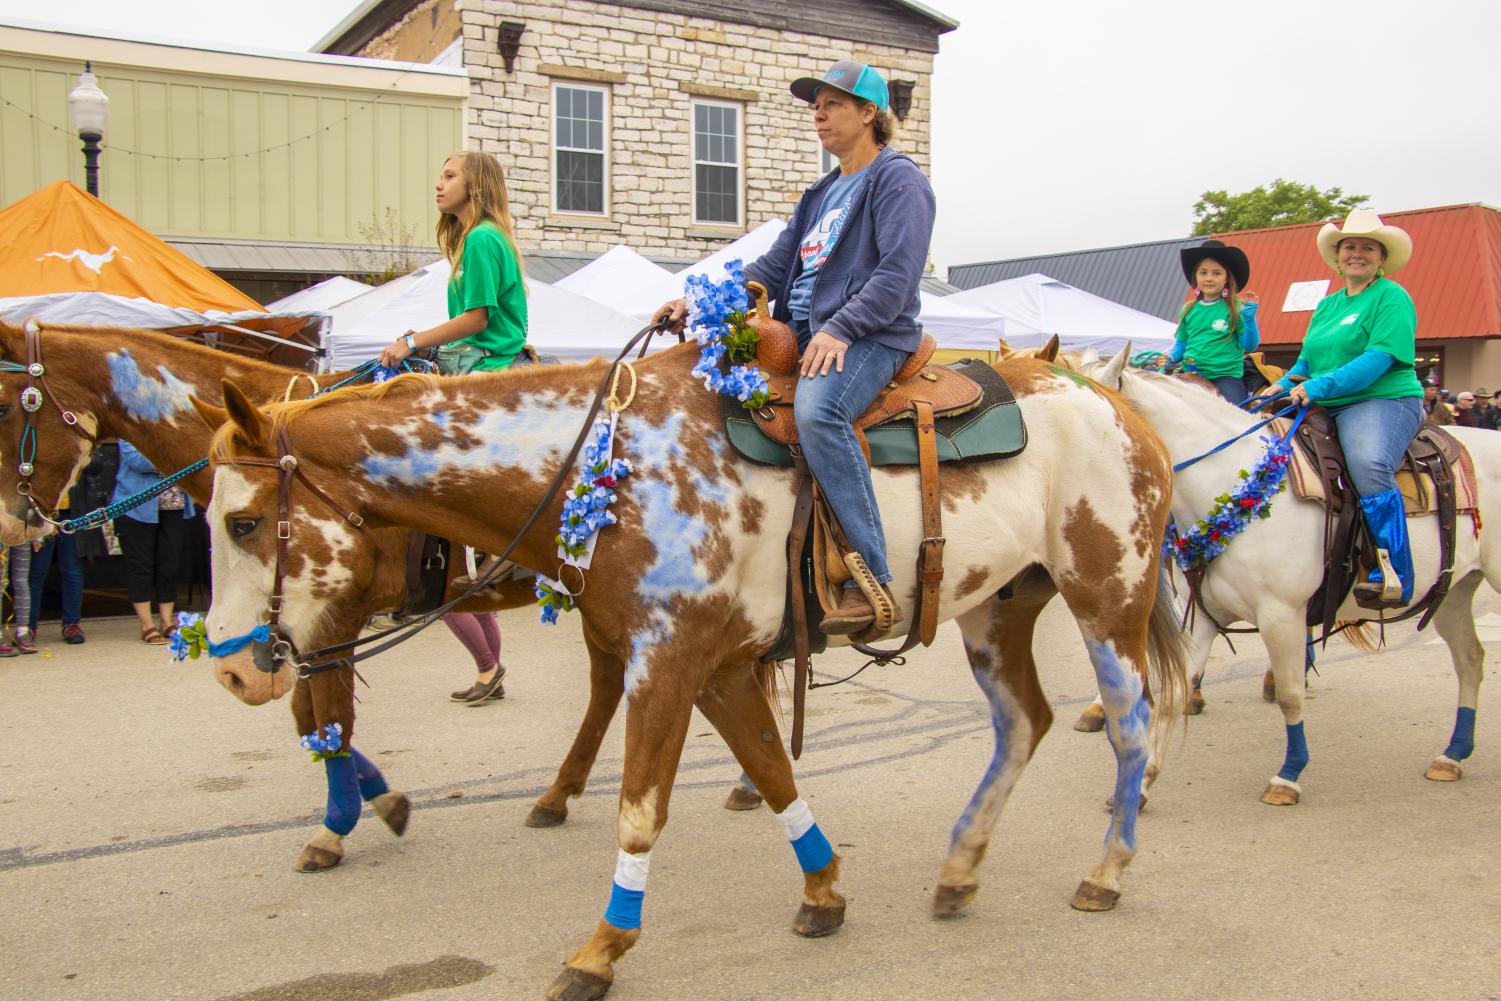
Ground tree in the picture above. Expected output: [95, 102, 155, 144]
[1190, 179, 1370, 236]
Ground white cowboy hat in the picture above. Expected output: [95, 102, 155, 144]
[1316, 208, 1413, 275]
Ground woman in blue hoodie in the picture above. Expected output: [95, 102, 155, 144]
[658, 61, 936, 636]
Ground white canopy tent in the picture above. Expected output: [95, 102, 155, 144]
[0, 291, 326, 360]
[319, 258, 653, 369]
[267, 276, 371, 314]
[553, 245, 679, 319]
[946, 273, 1176, 354]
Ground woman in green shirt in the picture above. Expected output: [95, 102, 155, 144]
[1168, 240, 1260, 402]
[1269, 210, 1424, 609]
[380, 151, 529, 702]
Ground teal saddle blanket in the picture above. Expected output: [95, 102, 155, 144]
[723, 358, 1028, 467]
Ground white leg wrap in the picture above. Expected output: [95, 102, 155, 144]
[776, 798, 816, 840]
[613, 849, 651, 892]
[1434, 755, 1461, 767]
[1267, 775, 1301, 793]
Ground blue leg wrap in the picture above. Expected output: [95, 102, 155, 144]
[603, 883, 645, 930]
[351, 747, 389, 801]
[791, 823, 835, 874]
[1277, 721, 1310, 783]
[1360, 489, 1414, 604]
[323, 754, 361, 836]
[1443, 707, 1477, 762]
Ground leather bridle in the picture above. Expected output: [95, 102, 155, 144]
[3, 324, 99, 528]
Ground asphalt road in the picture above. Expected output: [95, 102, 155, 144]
[2, 592, 1498, 1001]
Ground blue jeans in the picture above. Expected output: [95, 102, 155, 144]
[1329, 396, 1425, 496]
[29, 533, 83, 629]
[794, 336, 907, 584]
[1210, 376, 1248, 404]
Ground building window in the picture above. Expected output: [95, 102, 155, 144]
[553, 83, 608, 215]
[692, 100, 741, 226]
[819, 147, 837, 174]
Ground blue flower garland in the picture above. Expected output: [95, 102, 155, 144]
[686, 261, 770, 409]
[535, 416, 633, 624]
[1163, 435, 1293, 572]
[299, 722, 347, 762]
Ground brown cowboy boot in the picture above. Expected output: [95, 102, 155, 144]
[821, 583, 903, 636]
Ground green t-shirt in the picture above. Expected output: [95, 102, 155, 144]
[1299, 278, 1423, 408]
[446, 221, 527, 371]
[1173, 298, 1246, 379]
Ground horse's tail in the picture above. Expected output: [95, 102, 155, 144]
[1339, 621, 1379, 653]
[756, 658, 782, 718]
[1146, 563, 1191, 727]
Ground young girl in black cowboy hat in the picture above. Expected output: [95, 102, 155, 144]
[1167, 240, 1260, 403]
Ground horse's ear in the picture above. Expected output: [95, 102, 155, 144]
[189, 395, 228, 432]
[1039, 334, 1060, 363]
[1080, 347, 1100, 367]
[997, 337, 1015, 360]
[221, 379, 271, 448]
[1097, 343, 1132, 391]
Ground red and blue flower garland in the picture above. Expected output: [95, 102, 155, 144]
[1163, 434, 1293, 572]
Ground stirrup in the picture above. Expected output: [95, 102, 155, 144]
[843, 553, 899, 635]
[1353, 549, 1405, 609]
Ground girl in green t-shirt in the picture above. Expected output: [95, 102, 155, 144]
[379, 151, 529, 703]
[1167, 240, 1260, 403]
[1270, 210, 1424, 610]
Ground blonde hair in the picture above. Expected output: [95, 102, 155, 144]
[436, 151, 525, 281]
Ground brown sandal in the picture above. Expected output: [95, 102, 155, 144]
[141, 626, 168, 645]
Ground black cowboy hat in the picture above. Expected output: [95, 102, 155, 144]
[1180, 240, 1251, 291]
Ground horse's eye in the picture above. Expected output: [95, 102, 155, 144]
[231, 518, 259, 538]
[0, 405, 10, 418]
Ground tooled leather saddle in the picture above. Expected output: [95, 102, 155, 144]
[1282, 408, 1468, 634]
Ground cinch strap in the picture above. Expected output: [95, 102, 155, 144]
[603, 849, 651, 929]
[777, 799, 834, 873]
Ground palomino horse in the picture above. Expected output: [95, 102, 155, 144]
[0, 321, 721, 872]
[199, 342, 1187, 1001]
[1083, 348, 1498, 804]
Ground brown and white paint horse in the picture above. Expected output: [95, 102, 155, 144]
[200, 342, 1187, 1000]
[0, 321, 712, 871]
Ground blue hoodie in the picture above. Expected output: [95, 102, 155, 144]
[745, 144, 935, 354]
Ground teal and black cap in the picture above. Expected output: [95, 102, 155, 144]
[790, 61, 889, 112]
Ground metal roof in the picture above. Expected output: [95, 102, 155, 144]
[947, 236, 1200, 320]
[1204, 204, 1501, 345]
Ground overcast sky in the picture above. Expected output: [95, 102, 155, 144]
[6, 0, 1498, 272]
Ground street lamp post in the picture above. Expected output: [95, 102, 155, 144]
[67, 62, 109, 197]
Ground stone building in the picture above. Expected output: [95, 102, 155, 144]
[317, 0, 956, 260]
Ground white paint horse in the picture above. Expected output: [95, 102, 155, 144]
[1084, 349, 1498, 805]
[197, 344, 1187, 1001]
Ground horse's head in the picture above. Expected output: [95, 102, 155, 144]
[200, 379, 383, 706]
[0, 323, 99, 545]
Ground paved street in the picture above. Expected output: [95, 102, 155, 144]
[2, 592, 1498, 1001]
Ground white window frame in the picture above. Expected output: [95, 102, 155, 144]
[690, 98, 743, 227]
[551, 82, 610, 217]
[818, 146, 838, 174]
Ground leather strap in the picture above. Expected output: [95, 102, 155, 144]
[787, 461, 816, 760]
[914, 400, 944, 646]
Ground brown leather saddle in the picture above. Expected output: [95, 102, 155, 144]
[1288, 409, 1464, 634]
[736, 283, 976, 758]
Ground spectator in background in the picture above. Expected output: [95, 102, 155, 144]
[1474, 388, 1500, 429]
[1, 545, 36, 655]
[26, 447, 113, 647]
[112, 441, 195, 645]
[1424, 377, 1455, 425]
[1454, 391, 1484, 428]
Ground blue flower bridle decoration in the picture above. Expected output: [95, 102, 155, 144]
[686, 260, 770, 409]
[1163, 434, 1293, 572]
[535, 415, 633, 624]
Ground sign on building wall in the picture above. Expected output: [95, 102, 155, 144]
[1282, 279, 1330, 312]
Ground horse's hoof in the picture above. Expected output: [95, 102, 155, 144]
[1262, 671, 1277, 703]
[526, 802, 569, 828]
[546, 966, 611, 1001]
[932, 883, 978, 918]
[723, 784, 764, 811]
[1425, 757, 1463, 782]
[372, 792, 410, 837]
[1185, 691, 1206, 716]
[292, 844, 343, 873]
[1259, 779, 1300, 806]
[792, 901, 845, 938]
[1069, 880, 1119, 912]
[1073, 704, 1106, 733]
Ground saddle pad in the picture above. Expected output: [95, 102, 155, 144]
[725, 359, 1027, 468]
[1273, 420, 1479, 517]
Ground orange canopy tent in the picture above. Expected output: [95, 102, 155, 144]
[0, 181, 322, 364]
